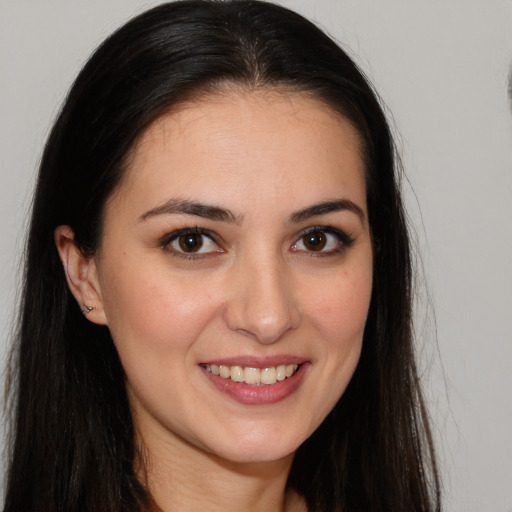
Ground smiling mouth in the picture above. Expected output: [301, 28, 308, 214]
[201, 363, 300, 386]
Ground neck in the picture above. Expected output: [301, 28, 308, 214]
[146, 455, 294, 512]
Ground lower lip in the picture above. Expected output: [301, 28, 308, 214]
[201, 364, 308, 405]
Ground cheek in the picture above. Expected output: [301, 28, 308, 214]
[306, 263, 372, 400]
[308, 266, 373, 343]
[99, 260, 220, 359]
[290, 265, 372, 430]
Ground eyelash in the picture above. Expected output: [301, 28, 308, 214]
[159, 225, 354, 260]
[291, 226, 355, 257]
[159, 227, 223, 260]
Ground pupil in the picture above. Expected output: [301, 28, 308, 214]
[305, 232, 326, 251]
[179, 234, 202, 252]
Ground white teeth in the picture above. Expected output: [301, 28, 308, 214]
[204, 363, 300, 385]
[244, 367, 261, 385]
[231, 365, 244, 382]
[261, 367, 277, 385]
[285, 364, 295, 377]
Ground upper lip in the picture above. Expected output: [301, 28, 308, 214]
[200, 355, 308, 368]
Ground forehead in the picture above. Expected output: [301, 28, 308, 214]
[109, 89, 366, 218]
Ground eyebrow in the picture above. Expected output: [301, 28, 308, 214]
[288, 199, 366, 223]
[138, 198, 238, 223]
[138, 197, 365, 224]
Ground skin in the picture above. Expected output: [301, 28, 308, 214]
[56, 89, 373, 512]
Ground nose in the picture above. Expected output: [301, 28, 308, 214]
[224, 256, 300, 344]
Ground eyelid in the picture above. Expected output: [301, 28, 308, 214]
[291, 225, 355, 254]
[159, 227, 224, 257]
[157, 225, 354, 259]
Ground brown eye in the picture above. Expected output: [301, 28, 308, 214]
[302, 231, 327, 251]
[178, 233, 203, 253]
[291, 227, 353, 255]
[165, 229, 221, 257]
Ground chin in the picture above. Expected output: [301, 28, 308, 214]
[203, 427, 305, 466]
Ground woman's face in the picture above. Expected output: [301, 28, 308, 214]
[92, 90, 373, 464]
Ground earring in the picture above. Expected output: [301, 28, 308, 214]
[81, 304, 94, 315]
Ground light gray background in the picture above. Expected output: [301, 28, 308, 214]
[1, 1, 511, 510]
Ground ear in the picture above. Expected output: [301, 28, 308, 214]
[54, 225, 108, 325]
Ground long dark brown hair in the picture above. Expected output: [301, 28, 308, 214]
[3, 1, 441, 511]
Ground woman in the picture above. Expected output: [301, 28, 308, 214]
[3, 1, 441, 511]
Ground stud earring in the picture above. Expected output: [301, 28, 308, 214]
[81, 305, 94, 315]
